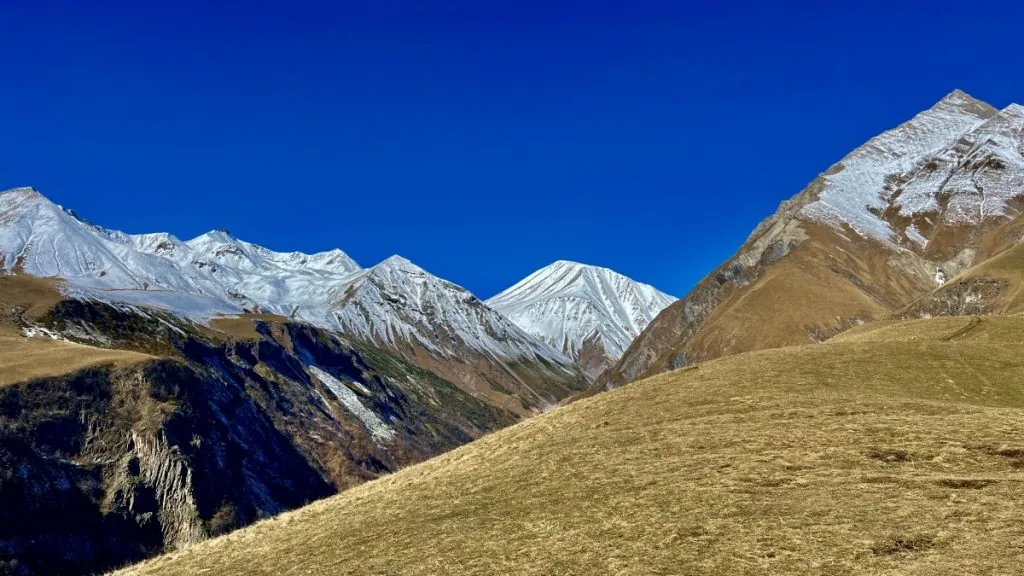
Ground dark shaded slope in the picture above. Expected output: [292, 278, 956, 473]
[0, 297, 515, 576]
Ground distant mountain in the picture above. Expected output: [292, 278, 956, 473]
[0, 187, 360, 316]
[0, 187, 588, 412]
[487, 261, 674, 377]
[600, 89, 1024, 389]
[329, 255, 588, 412]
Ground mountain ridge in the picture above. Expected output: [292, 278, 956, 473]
[0, 187, 589, 413]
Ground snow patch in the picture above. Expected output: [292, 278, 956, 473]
[308, 366, 395, 443]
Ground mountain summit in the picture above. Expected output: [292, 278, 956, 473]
[487, 260, 674, 377]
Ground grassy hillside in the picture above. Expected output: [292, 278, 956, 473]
[0, 274, 153, 384]
[118, 315, 1024, 576]
[0, 335, 151, 386]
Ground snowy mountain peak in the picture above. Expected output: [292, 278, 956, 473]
[932, 89, 997, 116]
[188, 229, 235, 245]
[1002, 102, 1024, 116]
[0, 186, 49, 212]
[302, 248, 361, 273]
[181, 229, 361, 276]
[373, 254, 423, 273]
[1, 186, 42, 198]
[487, 261, 675, 377]
[797, 90, 1023, 248]
[128, 232, 186, 256]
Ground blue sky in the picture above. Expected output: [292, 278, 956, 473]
[2, 1, 1023, 298]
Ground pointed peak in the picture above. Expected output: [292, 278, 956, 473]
[189, 229, 236, 244]
[0, 186, 59, 212]
[0, 186, 46, 204]
[132, 231, 183, 244]
[931, 89, 998, 119]
[941, 88, 973, 101]
[552, 259, 586, 268]
[306, 247, 355, 261]
[1, 186, 41, 197]
[1000, 102, 1024, 117]
[547, 259, 620, 277]
[301, 247, 362, 273]
[373, 254, 425, 273]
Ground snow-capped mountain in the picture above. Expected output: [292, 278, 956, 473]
[797, 89, 1024, 253]
[601, 89, 1024, 390]
[0, 187, 588, 411]
[333, 255, 561, 361]
[487, 260, 675, 377]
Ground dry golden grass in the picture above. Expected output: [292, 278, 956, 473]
[687, 251, 887, 358]
[0, 274, 65, 335]
[117, 315, 1024, 576]
[0, 335, 152, 386]
[0, 274, 152, 383]
[834, 314, 1024, 344]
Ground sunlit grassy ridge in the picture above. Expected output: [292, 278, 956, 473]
[117, 315, 1024, 576]
[0, 335, 151, 387]
[0, 275, 152, 384]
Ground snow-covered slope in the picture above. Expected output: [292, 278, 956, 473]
[798, 90, 1024, 251]
[0, 187, 361, 314]
[328, 255, 570, 364]
[0, 187, 588, 410]
[487, 260, 675, 377]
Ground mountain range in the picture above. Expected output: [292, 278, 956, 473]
[0, 183, 679, 575]
[1, 186, 679, 413]
[5, 89, 1024, 576]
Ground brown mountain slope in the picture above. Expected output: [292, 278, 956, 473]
[599, 211, 941, 389]
[117, 314, 1024, 576]
[599, 90, 1024, 389]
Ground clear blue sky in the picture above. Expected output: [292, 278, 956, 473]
[2, 1, 1023, 298]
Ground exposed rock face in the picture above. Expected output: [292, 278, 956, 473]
[903, 278, 1010, 317]
[600, 90, 1024, 389]
[901, 216, 1024, 319]
[0, 299, 515, 576]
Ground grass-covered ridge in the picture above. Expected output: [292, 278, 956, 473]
[117, 314, 1024, 576]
